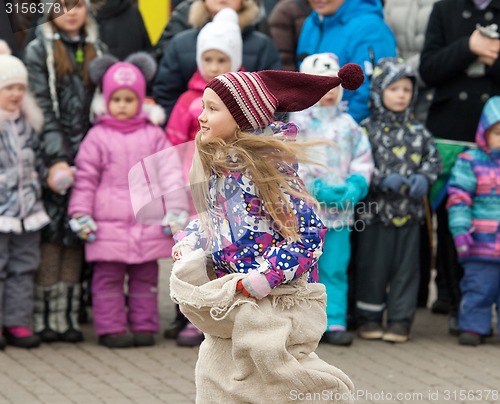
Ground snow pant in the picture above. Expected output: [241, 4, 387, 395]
[92, 260, 159, 335]
[319, 228, 350, 330]
[356, 223, 420, 327]
[0, 231, 40, 328]
[459, 261, 500, 335]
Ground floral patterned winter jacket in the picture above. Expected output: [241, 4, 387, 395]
[176, 150, 327, 290]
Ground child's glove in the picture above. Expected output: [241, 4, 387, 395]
[312, 179, 346, 206]
[236, 279, 256, 298]
[171, 232, 199, 261]
[454, 233, 474, 259]
[237, 270, 272, 300]
[408, 174, 429, 199]
[162, 210, 189, 236]
[69, 216, 97, 242]
[379, 173, 408, 193]
[338, 174, 366, 209]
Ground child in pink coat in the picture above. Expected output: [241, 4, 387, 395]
[68, 52, 188, 348]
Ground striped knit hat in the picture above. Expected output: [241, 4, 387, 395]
[206, 64, 364, 131]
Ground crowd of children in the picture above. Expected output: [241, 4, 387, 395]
[1, 0, 499, 363]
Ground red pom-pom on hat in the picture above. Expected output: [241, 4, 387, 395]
[338, 63, 364, 91]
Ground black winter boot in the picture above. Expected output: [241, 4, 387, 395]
[56, 283, 84, 342]
[33, 285, 59, 342]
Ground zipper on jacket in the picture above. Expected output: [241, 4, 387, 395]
[314, 18, 324, 55]
[10, 120, 25, 219]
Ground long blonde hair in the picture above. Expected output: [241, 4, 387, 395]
[190, 128, 321, 242]
[49, 0, 96, 87]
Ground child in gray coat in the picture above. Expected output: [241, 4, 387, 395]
[0, 44, 49, 349]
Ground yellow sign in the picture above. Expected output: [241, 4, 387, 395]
[138, 0, 170, 45]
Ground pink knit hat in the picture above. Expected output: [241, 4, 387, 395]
[206, 64, 364, 131]
[102, 62, 146, 113]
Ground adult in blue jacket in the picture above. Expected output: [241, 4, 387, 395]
[296, 0, 397, 123]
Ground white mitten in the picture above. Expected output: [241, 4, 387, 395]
[162, 210, 189, 236]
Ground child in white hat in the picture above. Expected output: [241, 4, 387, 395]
[291, 52, 374, 346]
[0, 43, 49, 349]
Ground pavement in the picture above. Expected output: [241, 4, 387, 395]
[1, 259, 499, 404]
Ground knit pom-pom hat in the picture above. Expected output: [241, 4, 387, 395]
[300, 53, 343, 105]
[196, 8, 242, 75]
[206, 64, 364, 131]
[89, 52, 157, 115]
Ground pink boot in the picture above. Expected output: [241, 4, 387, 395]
[176, 322, 204, 347]
[4, 326, 41, 348]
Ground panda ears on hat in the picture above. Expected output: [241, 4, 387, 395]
[89, 52, 157, 86]
[89, 54, 118, 85]
[125, 52, 157, 82]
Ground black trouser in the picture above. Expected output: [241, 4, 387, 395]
[435, 200, 463, 314]
[356, 223, 420, 327]
[418, 219, 432, 307]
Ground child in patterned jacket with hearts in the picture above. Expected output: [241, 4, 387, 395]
[447, 96, 500, 347]
[355, 57, 441, 343]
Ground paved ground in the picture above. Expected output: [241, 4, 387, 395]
[1, 259, 499, 404]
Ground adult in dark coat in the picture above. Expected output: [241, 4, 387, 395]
[268, 0, 311, 71]
[153, 0, 281, 121]
[420, 0, 500, 143]
[151, 0, 194, 62]
[152, 0, 277, 63]
[94, 0, 151, 60]
[420, 0, 500, 334]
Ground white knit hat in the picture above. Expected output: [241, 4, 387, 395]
[196, 8, 242, 74]
[300, 53, 343, 105]
[0, 54, 28, 90]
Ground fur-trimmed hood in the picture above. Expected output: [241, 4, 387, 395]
[188, 0, 260, 31]
[0, 92, 44, 133]
[90, 92, 166, 126]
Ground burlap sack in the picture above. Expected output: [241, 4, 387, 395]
[170, 249, 355, 403]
